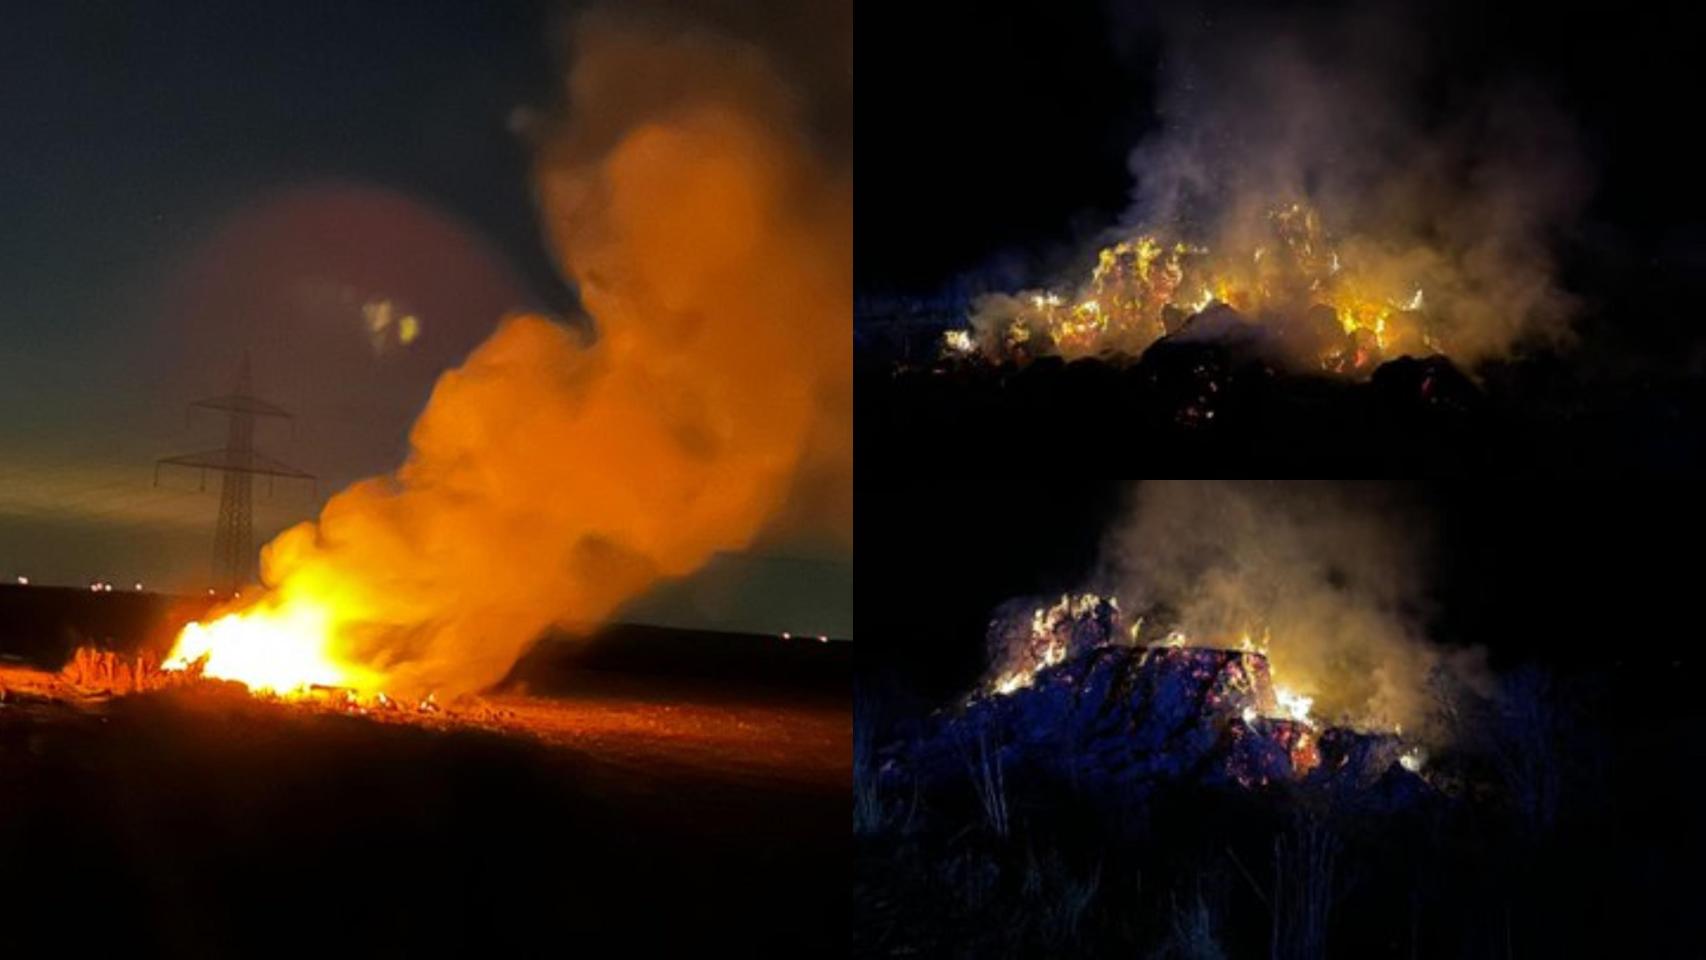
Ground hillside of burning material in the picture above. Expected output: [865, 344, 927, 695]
[876, 644, 1426, 825]
[855, 635, 1706, 958]
[855, 609, 1706, 958]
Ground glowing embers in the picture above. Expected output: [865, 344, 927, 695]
[1229, 715, 1323, 786]
[987, 592, 1121, 695]
[1142, 643, 1278, 719]
[1135, 644, 1328, 771]
[975, 591, 1444, 793]
[979, 605, 1349, 786]
[162, 596, 379, 697]
[943, 200, 1437, 375]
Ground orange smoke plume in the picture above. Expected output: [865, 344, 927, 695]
[166, 9, 850, 698]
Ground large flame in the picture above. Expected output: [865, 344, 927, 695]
[164, 596, 378, 695]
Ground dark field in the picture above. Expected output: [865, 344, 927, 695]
[0, 585, 849, 954]
[855, 652, 1706, 958]
[853, 376, 1706, 956]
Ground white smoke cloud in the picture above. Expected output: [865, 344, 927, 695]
[1121, 4, 1590, 366]
[1094, 480, 1487, 734]
[964, 2, 1591, 372]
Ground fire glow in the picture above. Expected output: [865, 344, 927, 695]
[154, 12, 849, 703]
[986, 593, 1326, 726]
[974, 592, 1441, 784]
[163, 597, 379, 696]
[945, 202, 1436, 374]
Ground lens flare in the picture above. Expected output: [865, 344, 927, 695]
[155, 12, 848, 702]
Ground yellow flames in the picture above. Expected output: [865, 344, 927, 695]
[941, 329, 976, 356]
[986, 592, 1116, 695]
[1273, 685, 1316, 726]
[162, 596, 380, 696]
[955, 201, 1438, 373]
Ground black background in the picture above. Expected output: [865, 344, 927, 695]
[857, 0, 1706, 300]
[855, 0, 1706, 697]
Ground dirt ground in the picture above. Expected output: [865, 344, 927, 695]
[0, 662, 848, 954]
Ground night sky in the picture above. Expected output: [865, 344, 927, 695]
[0, 2, 850, 637]
[855, 0, 1706, 693]
[858, 0, 1706, 315]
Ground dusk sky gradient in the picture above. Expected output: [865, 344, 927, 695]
[0, 2, 850, 637]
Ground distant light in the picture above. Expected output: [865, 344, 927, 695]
[15, 576, 27, 586]
[206, 588, 216, 596]
[781, 631, 791, 640]
[818, 635, 829, 643]
[133, 582, 144, 592]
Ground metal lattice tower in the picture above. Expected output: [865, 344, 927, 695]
[156, 355, 315, 592]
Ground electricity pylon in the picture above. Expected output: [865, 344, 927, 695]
[156, 355, 314, 592]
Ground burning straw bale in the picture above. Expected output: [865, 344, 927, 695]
[985, 593, 1122, 693]
[892, 644, 1425, 815]
[1227, 716, 1320, 787]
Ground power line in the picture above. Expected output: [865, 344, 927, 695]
[156, 354, 315, 591]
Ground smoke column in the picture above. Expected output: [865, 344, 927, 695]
[1094, 480, 1484, 734]
[240, 6, 849, 697]
[969, 1, 1589, 370]
[1132, 4, 1587, 364]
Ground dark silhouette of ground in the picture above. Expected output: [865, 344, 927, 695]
[0, 587, 848, 954]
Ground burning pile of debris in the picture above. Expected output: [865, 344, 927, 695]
[942, 203, 1439, 376]
[884, 595, 1428, 810]
[0, 645, 518, 734]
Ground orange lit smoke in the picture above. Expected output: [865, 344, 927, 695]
[165, 11, 850, 698]
[950, 8, 1585, 375]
